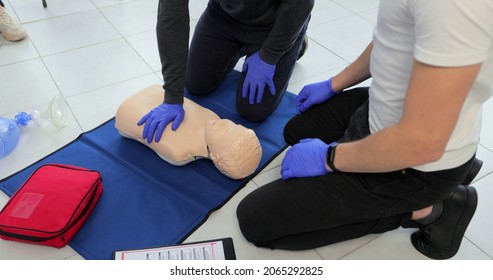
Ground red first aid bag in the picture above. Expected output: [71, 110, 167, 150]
[0, 164, 103, 248]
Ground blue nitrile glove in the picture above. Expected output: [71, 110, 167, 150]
[281, 138, 331, 180]
[296, 78, 339, 114]
[137, 103, 185, 143]
[242, 52, 276, 105]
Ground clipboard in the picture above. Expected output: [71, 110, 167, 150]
[112, 237, 236, 260]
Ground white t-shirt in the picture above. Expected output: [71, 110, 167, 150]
[369, 0, 493, 171]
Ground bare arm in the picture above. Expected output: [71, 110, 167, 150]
[330, 60, 482, 173]
[331, 42, 373, 92]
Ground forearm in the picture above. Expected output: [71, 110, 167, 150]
[329, 61, 481, 173]
[259, 0, 314, 64]
[331, 42, 373, 92]
[332, 125, 433, 173]
[157, 0, 189, 104]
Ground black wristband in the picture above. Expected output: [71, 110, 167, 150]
[326, 142, 340, 172]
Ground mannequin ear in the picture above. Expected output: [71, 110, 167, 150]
[210, 152, 227, 171]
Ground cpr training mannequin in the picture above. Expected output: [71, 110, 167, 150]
[115, 85, 262, 180]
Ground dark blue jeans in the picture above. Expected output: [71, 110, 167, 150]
[236, 87, 475, 250]
[185, 0, 309, 122]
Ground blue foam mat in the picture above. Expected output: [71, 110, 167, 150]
[0, 71, 296, 259]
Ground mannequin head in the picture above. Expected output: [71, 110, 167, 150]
[205, 119, 262, 179]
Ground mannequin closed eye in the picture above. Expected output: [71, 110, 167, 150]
[205, 119, 249, 152]
[207, 119, 235, 135]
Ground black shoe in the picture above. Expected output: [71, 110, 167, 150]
[462, 157, 483, 186]
[411, 185, 478, 259]
[297, 35, 308, 61]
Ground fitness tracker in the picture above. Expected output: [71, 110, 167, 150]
[326, 142, 340, 172]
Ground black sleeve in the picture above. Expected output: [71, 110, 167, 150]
[259, 0, 314, 65]
[156, 0, 190, 104]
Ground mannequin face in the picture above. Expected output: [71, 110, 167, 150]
[205, 119, 240, 144]
[205, 119, 256, 155]
[205, 119, 262, 179]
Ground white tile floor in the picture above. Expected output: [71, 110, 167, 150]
[1, 0, 492, 260]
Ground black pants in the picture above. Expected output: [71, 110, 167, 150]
[236, 88, 475, 250]
[185, 0, 309, 122]
[0, 1, 4, 8]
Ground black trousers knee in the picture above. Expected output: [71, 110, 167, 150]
[185, 0, 309, 122]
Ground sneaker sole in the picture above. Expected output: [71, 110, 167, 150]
[0, 30, 27, 41]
